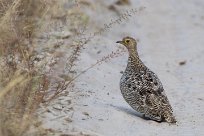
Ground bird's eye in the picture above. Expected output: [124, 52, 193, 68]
[125, 39, 130, 44]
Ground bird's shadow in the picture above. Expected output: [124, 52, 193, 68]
[109, 104, 150, 121]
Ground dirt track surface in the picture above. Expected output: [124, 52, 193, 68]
[39, 0, 204, 135]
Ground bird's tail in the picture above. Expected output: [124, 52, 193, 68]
[163, 110, 177, 124]
[165, 115, 176, 124]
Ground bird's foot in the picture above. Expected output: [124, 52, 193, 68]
[142, 114, 151, 120]
[145, 115, 163, 123]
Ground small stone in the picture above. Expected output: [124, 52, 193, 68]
[179, 61, 186, 66]
[115, 0, 131, 5]
[52, 104, 63, 110]
[82, 112, 89, 116]
[98, 119, 104, 121]
[64, 117, 72, 123]
[50, 31, 72, 39]
[97, 50, 101, 54]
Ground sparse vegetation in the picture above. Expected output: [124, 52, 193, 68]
[0, 0, 131, 135]
[0, 0, 48, 136]
[0, 0, 59, 135]
[0, 0, 93, 135]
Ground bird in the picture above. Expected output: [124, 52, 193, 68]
[116, 36, 176, 123]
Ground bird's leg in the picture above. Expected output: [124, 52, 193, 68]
[142, 109, 147, 118]
[142, 109, 151, 120]
[149, 115, 163, 123]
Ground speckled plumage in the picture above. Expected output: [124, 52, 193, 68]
[117, 37, 176, 123]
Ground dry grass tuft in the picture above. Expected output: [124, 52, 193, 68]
[0, 0, 88, 135]
[0, 0, 52, 135]
[0, 0, 129, 135]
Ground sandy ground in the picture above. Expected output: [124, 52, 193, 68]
[39, 0, 204, 135]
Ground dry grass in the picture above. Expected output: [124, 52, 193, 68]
[0, 0, 128, 135]
[0, 0, 90, 135]
[0, 0, 52, 135]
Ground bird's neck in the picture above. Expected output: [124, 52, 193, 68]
[127, 49, 145, 70]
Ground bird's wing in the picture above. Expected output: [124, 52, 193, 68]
[140, 70, 173, 111]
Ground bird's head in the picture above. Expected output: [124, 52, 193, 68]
[116, 36, 137, 51]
